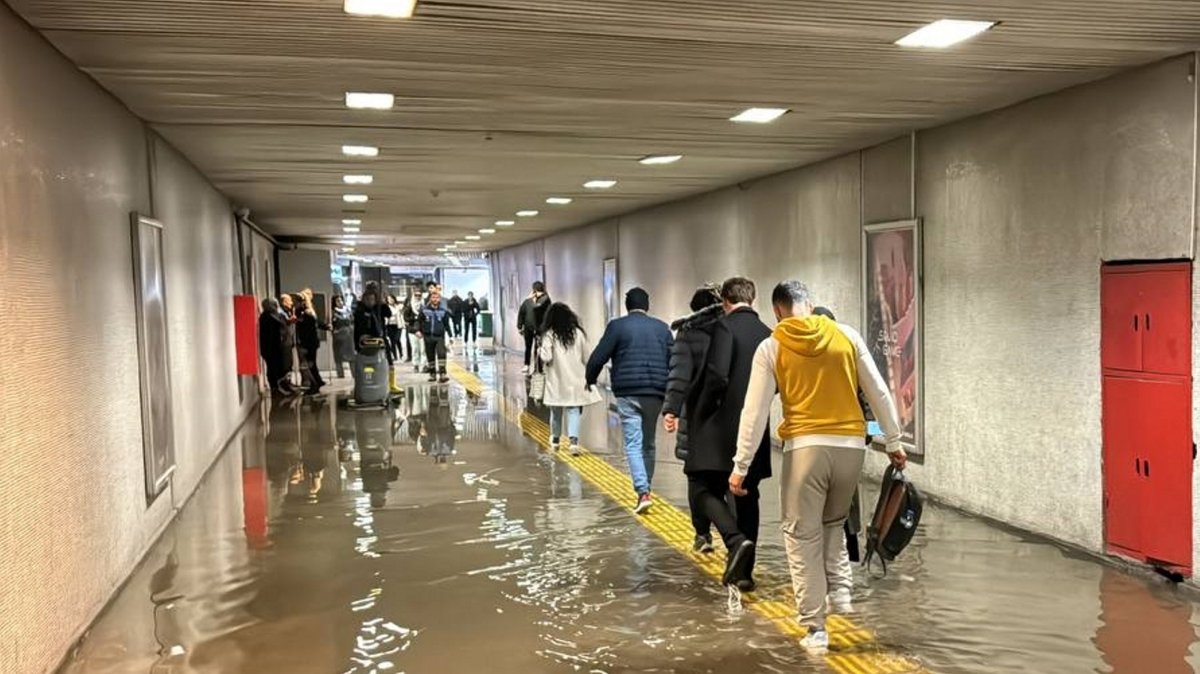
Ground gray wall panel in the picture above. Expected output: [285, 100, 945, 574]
[0, 5, 251, 671]
[862, 135, 913, 225]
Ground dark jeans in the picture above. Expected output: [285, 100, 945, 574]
[298, 346, 324, 391]
[464, 318, 477, 343]
[386, 326, 402, 361]
[424, 336, 448, 374]
[451, 315, 463, 338]
[523, 331, 536, 367]
[687, 470, 761, 572]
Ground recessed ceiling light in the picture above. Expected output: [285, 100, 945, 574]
[343, 174, 374, 185]
[517, 210, 539, 217]
[345, 92, 394, 110]
[343, 226, 360, 233]
[344, 0, 417, 18]
[584, 179, 617, 189]
[479, 228, 496, 234]
[342, 247, 355, 252]
[342, 218, 362, 225]
[546, 197, 573, 205]
[343, 194, 369, 203]
[342, 145, 379, 157]
[447, 244, 459, 249]
[896, 19, 996, 48]
[466, 235, 481, 240]
[495, 220, 515, 226]
[730, 107, 789, 124]
[639, 154, 683, 165]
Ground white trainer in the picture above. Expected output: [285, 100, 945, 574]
[827, 587, 855, 614]
[799, 629, 829, 655]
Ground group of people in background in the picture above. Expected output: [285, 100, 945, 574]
[523, 277, 907, 655]
[259, 282, 486, 396]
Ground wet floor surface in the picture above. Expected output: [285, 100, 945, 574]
[60, 348, 1200, 674]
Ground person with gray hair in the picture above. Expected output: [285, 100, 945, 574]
[729, 280, 906, 655]
[258, 297, 289, 394]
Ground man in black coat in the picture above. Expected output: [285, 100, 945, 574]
[517, 281, 550, 374]
[685, 277, 773, 590]
[258, 297, 289, 394]
[447, 290, 465, 342]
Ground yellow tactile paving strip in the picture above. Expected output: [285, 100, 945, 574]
[448, 362, 927, 674]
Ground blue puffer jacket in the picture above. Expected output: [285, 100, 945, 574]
[585, 312, 674, 398]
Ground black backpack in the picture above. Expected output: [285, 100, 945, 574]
[863, 464, 923, 575]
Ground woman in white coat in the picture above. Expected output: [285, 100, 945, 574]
[538, 302, 602, 455]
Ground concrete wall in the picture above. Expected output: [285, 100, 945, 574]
[0, 5, 255, 672]
[493, 54, 1199, 562]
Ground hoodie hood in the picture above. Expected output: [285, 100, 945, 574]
[671, 303, 723, 331]
[774, 315, 837, 357]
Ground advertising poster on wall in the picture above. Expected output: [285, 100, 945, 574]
[863, 219, 922, 455]
[131, 213, 177, 498]
[603, 258, 619, 322]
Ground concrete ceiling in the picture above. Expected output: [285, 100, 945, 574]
[10, 0, 1200, 256]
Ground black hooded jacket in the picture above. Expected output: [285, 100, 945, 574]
[662, 304, 724, 459]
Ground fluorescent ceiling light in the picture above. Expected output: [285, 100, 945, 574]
[344, 0, 417, 18]
[730, 107, 789, 123]
[454, 240, 465, 245]
[479, 228, 496, 234]
[584, 179, 617, 189]
[516, 210, 539, 217]
[342, 247, 355, 252]
[342, 218, 362, 225]
[345, 92, 395, 110]
[639, 154, 683, 165]
[343, 226, 360, 233]
[343, 194, 369, 203]
[342, 145, 379, 157]
[495, 220, 515, 226]
[343, 174, 374, 185]
[466, 235, 481, 241]
[546, 197, 573, 205]
[896, 19, 996, 48]
[447, 244, 459, 249]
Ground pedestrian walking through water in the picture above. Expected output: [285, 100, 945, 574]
[538, 302, 602, 456]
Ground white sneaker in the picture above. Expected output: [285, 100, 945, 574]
[569, 442, 581, 456]
[799, 629, 829, 655]
[521, 365, 530, 375]
[827, 588, 855, 614]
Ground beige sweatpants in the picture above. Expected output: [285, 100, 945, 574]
[780, 445, 865, 631]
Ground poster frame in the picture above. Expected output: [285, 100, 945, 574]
[131, 213, 177, 499]
[603, 257, 619, 322]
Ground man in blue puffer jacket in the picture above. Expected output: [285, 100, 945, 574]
[586, 287, 674, 513]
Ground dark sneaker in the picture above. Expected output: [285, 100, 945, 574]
[722, 539, 755, 586]
[427, 373, 438, 382]
[736, 577, 757, 593]
[438, 374, 449, 383]
[693, 535, 714, 554]
[550, 437, 560, 450]
[634, 493, 653, 515]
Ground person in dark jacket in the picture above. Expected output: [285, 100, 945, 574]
[354, 283, 387, 349]
[447, 290, 465, 342]
[463, 292, 481, 345]
[662, 285, 724, 552]
[687, 277, 773, 590]
[518, 282, 551, 374]
[418, 286, 451, 383]
[294, 294, 328, 395]
[585, 287, 674, 513]
[258, 297, 289, 394]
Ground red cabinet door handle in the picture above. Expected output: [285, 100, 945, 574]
[1145, 313, 1151, 331]
[1144, 459, 1150, 477]
[1136, 457, 1141, 475]
[1133, 315, 1139, 331]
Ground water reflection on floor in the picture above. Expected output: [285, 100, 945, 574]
[59, 349, 1200, 674]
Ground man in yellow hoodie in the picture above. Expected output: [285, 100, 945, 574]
[730, 280, 905, 655]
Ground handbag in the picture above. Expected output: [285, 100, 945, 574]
[529, 337, 546, 403]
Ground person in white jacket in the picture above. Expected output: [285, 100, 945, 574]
[538, 302, 602, 455]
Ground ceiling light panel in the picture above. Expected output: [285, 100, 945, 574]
[344, 0, 417, 19]
[639, 154, 683, 165]
[479, 228, 496, 234]
[546, 197, 573, 205]
[342, 145, 379, 157]
[495, 220, 515, 227]
[466, 235, 481, 240]
[730, 107, 789, 123]
[342, 218, 362, 225]
[516, 210, 539, 217]
[343, 226, 361, 233]
[345, 92, 395, 110]
[343, 194, 369, 203]
[584, 179, 617, 189]
[896, 19, 996, 48]
[343, 174, 374, 185]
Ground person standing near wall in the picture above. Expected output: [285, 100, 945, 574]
[385, 295, 403, 362]
[331, 295, 354, 380]
[518, 282, 551, 375]
[662, 284, 724, 553]
[418, 286, 451, 383]
[731, 280, 905, 655]
[464, 292, 481, 346]
[447, 290, 465, 343]
[295, 293, 328, 395]
[258, 297, 289, 394]
[539, 302, 602, 455]
[687, 277, 773, 591]
[585, 288, 673, 514]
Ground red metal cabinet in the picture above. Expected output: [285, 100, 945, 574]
[1101, 263, 1193, 574]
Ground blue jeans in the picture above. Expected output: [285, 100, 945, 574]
[549, 406, 582, 441]
[616, 396, 663, 496]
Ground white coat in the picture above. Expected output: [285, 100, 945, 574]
[538, 332, 603, 408]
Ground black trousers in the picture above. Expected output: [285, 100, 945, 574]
[265, 356, 288, 392]
[464, 318, 478, 343]
[424, 336, 447, 374]
[386, 326, 402, 361]
[451, 315, 463, 338]
[687, 470, 761, 570]
[523, 331, 536, 366]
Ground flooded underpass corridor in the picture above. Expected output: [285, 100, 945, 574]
[60, 350, 1200, 674]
